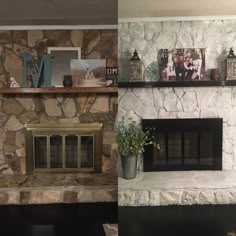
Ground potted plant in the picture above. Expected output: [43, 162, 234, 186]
[118, 117, 154, 179]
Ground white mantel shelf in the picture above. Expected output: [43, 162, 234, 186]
[118, 171, 236, 206]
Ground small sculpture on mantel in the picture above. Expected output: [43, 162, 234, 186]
[9, 76, 20, 88]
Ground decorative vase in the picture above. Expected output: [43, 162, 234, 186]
[121, 155, 138, 179]
[63, 75, 73, 87]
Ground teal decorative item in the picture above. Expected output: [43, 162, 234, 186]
[20, 53, 53, 88]
[144, 61, 160, 81]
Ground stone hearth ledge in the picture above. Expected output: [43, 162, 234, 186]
[0, 173, 117, 205]
[118, 171, 236, 206]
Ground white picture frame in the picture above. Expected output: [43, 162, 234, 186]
[47, 47, 81, 87]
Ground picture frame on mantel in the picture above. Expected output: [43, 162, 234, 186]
[47, 47, 81, 87]
[160, 48, 205, 81]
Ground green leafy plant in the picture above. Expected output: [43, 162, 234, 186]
[118, 117, 155, 157]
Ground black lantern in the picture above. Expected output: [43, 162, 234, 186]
[129, 50, 143, 81]
[226, 48, 236, 80]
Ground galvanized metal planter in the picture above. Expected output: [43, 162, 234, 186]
[121, 155, 138, 179]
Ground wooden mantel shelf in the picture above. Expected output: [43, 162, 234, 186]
[0, 87, 118, 94]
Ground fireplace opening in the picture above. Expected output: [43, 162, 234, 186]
[142, 118, 222, 171]
[25, 123, 103, 174]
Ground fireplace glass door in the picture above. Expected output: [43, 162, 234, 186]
[34, 135, 94, 170]
[143, 118, 222, 171]
[25, 123, 102, 174]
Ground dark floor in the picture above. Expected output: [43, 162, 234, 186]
[119, 204, 236, 236]
[0, 203, 117, 236]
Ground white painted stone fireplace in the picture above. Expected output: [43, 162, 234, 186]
[118, 17, 236, 207]
[118, 86, 236, 206]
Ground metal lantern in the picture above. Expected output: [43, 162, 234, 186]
[226, 48, 236, 80]
[129, 50, 143, 81]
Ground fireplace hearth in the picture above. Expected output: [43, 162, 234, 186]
[142, 118, 223, 172]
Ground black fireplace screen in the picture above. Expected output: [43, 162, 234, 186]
[142, 118, 222, 171]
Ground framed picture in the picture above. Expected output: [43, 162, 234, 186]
[47, 47, 81, 87]
[71, 59, 107, 87]
[159, 48, 205, 81]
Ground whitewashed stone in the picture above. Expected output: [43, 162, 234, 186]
[228, 190, 236, 204]
[149, 190, 160, 206]
[154, 32, 177, 49]
[160, 191, 182, 205]
[142, 53, 157, 69]
[199, 190, 215, 204]
[129, 23, 144, 39]
[5, 116, 24, 131]
[118, 190, 136, 206]
[41, 190, 62, 204]
[224, 126, 236, 142]
[59, 117, 79, 124]
[15, 131, 25, 147]
[181, 191, 199, 205]
[214, 190, 236, 204]
[16, 147, 25, 157]
[179, 92, 198, 112]
[177, 111, 200, 119]
[119, 92, 140, 111]
[158, 109, 178, 119]
[228, 107, 236, 126]
[144, 22, 162, 40]
[44, 99, 62, 117]
[195, 87, 217, 109]
[163, 21, 181, 33]
[27, 31, 43, 47]
[90, 96, 109, 113]
[163, 93, 182, 112]
[130, 38, 148, 53]
[153, 89, 164, 109]
[176, 31, 194, 48]
[208, 90, 231, 109]
[223, 153, 234, 170]
[16, 97, 35, 111]
[71, 30, 83, 47]
[135, 103, 157, 119]
[191, 22, 205, 43]
[203, 21, 222, 47]
[62, 98, 76, 117]
[136, 190, 149, 206]
[119, 23, 129, 38]
[121, 110, 140, 124]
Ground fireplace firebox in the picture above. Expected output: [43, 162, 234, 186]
[142, 118, 222, 171]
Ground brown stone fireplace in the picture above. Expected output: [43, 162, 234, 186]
[0, 29, 118, 206]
